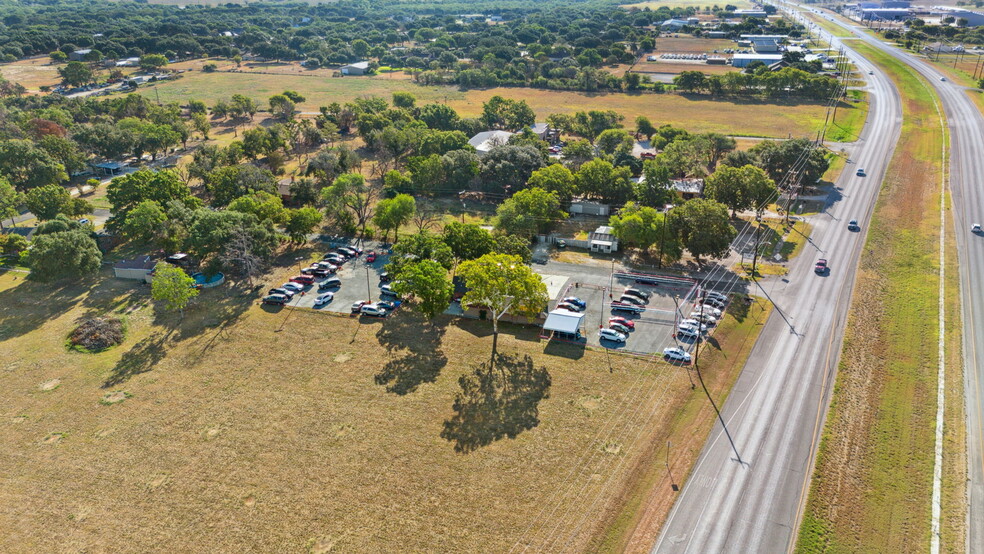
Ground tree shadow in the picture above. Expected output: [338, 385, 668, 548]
[0, 273, 91, 342]
[153, 282, 259, 343]
[374, 311, 448, 395]
[441, 353, 552, 453]
[102, 331, 169, 388]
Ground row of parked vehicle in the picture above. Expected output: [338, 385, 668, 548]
[262, 245, 369, 306]
[600, 288, 654, 343]
[677, 291, 728, 339]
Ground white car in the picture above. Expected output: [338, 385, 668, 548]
[360, 304, 387, 317]
[599, 329, 627, 343]
[679, 319, 708, 333]
[663, 347, 692, 363]
[677, 326, 700, 339]
[696, 304, 723, 318]
[972, 223, 982, 234]
[703, 291, 728, 304]
[689, 311, 718, 325]
[619, 295, 646, 306]
[282, 282, 304, 292]
[314, 292, 334, 306]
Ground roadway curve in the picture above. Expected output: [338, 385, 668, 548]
[652, 17, 905, 554]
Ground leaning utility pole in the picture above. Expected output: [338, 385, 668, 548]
[751, 214, 762, 276]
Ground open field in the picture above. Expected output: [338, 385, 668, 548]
[0, 57, 63, 92]
[796, 41, 965, 553]
[653, 36, 737, 55]
[0, 251, 768, 552]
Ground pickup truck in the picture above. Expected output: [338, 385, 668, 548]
[611, 301, 645, 314]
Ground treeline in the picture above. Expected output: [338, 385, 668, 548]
[672, 68, 841, 99]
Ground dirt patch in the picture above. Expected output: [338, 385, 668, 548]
[243, 495, 256, 507]
[332, 353, 353, 363]
[100, 391, 130, 405]
[148, 475, 170, 490]
[38, 379, 61, 391]
[205, 428, 221, 439]
[42, 432, 64, 445]
[10, 416, 27, 423]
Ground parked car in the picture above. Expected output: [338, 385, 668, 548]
[689, 311, 717, 325]
[608, 317, 635, 329]
[557, 301, 583, 312]
[679, 319, 708, 333]
[562, 296, 586, 309]
[376, 300, 401, 311]
[315, 261, 338, 271]
[380, 283, 398, 297]
[311, 268, 333, 277]
[323, 254, 346, 264]
[640, 152, 656, 160]
[379, 272, 391, 282]
[360, 303, 387, 317]
[609, 322, 631, 334]
[300, 266, 319, 275]
[619, 295, 646, 306]
[263, 294, 289, 305]
[268, 287, 295, 299]
[290, 275, 314, 285]
[351, 300, 369, 313]
[696, 304, 723, 318]
[702, 291, 728, 304]
[612, 302, 645, 314]
[677, 326, 701, 339]
[623, 288, 651, 301]
[848, 219, 860, 231]
[815, 258, 828, 275]
[856, 168, 866, 177]
[282, 282, 304, 293]
[598, 328, 627, 343]
[319, 277, 341, 291]
[314, 292, 334, 306]
[556, 239, 567, 248]
[366, 251, 377, 263]
[663, 347, 692, 363]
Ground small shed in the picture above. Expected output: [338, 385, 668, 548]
[93, 161, 127, 176]
[543, 309, 585, 338]
[589, 225, 618, 254]
[340, 61, 370, 75]
[569, 199, 610, 217]
[113, 255, 157, 282]
[671, 178, 705, 200]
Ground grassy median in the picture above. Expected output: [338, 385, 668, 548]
[796, 42, 965, 553]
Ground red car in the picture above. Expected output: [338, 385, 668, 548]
[814, 259, 828, 274]
[290, 275, 315, 285]
[366, 251, 377, 263]
[608, 317, 636, 329]
[640, 152, 656, 160]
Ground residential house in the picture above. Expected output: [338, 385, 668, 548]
[468, 130, 514, 156]
[589, 225, 619, 254]
[113, 255, 157, 282]
[671, 178, 705, 200]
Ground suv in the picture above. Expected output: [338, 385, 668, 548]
[598, 328, 627, 343]
[663, 347, 692, 363]
[268, 287, 295, 299]
[815, 259, 828, 274]
[612, 302, 645, 314]
[380, 283, 399, 297]
[360, 304, 387, 317]
[290, 275, 315, 286]
[263, 294, 289, 305]
[848, 219, 859, 231]
[702, 291, 728, 304]
[623, 288, 651, 301]
[319, 277, 342, 291]
[856, 168, 866, 177]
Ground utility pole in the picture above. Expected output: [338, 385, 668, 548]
[365, 265, 372, 302]
[752, 214, 762, 276]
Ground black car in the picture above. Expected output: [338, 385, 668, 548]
[379, 272, 391, 282]
[268, 287, 295, 299]
[263, 294, 289, 305]
[319, 277, 342, 291]
[310, 268, 333, 277]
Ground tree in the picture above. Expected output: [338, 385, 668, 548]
[321, 173, 379, 237]
[674, 198, 736, 262]
[25, 185, 70, 220]
[139, 54, 169, 71]
[0, 139, 68, 192]
[392, 91, 416, 109]
[703, 164, 777, 217]
[49, 51, 68, 63]
[561, 139, 595, 171]
[481, 96, 535, 130]
[576, 159, 634, 204]
[673, 71, 707, 93]
[219, 221, 267, 285]
[122, 200, 167, 243]
[636, 116, 657, 141]
[151, 264, 199, 317]
[493, 234, 532, 264]
[391, 260, 453, 319]
[596, 128, 634, 156]
[634, 160, 674, 208]
[37, 135, 87, 177]
[373, 193, 416, 241]
[420, 103, 460, 130]
[527, 164, 576, 204]
[495, 187, 566, 239]
[269, 94, 296, 121]
[609, 202, 679, 261]
[58, 61, 93, 87]
[441, 149, 481, 190]
[479, 145, 545, 194]
[187, 210, 278, 264]
[284, 207, 323, 243]
[107, 169, 195, 229]
[389, 230, 454, 275]
[205, 164, 277, 207]
[192, 112, 211, 139]
[0, 233, 28, 256]
[0, 177, 24, 230]
[34, 214, 83, 236]
[457, 253, 548, 364]
[227, 191, 287, 224]
[748, 138, 829, 186]
[26, 230, 102, 282]
[443, 221, 495, 261]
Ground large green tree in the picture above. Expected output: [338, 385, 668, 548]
[495, 187, 566, 239]
[373, 193, 416, 241]
[527, 164, 576, 203]
[0, 139, 68, 192]
[391, 259, 453, 320]
[26, 230, 102, 282]
[442, 221, 495, 262]
[25, 184, 70, 221]
[458, 253, 548, 364]
[0, 177, 25, 230]
[674, 198, 736, 262]
[122, 200, 167, 244]
[106, 169, 195, 229]
[284, 207, 323, 243]
[703, 164, 777, 217]
[321, 173, 378, 237]
[151, 263, 199, 317]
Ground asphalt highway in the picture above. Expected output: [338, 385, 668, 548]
[652, 15, 906, 554]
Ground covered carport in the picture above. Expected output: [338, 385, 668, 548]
[542, 308, 585, 341]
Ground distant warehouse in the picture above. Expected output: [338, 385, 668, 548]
[731, 53, 784, 68]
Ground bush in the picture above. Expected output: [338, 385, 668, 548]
[68, 317, 125, 352]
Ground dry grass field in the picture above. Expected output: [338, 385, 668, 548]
[0, 255, 769, 552]
[0, 57, 63, 92]
[622, 0, 753, 9]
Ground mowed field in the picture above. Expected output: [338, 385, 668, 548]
[622, 0, 753, 9]
[0, 259, 767, 552]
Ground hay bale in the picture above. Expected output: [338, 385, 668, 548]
[69, 317, 125, 352]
